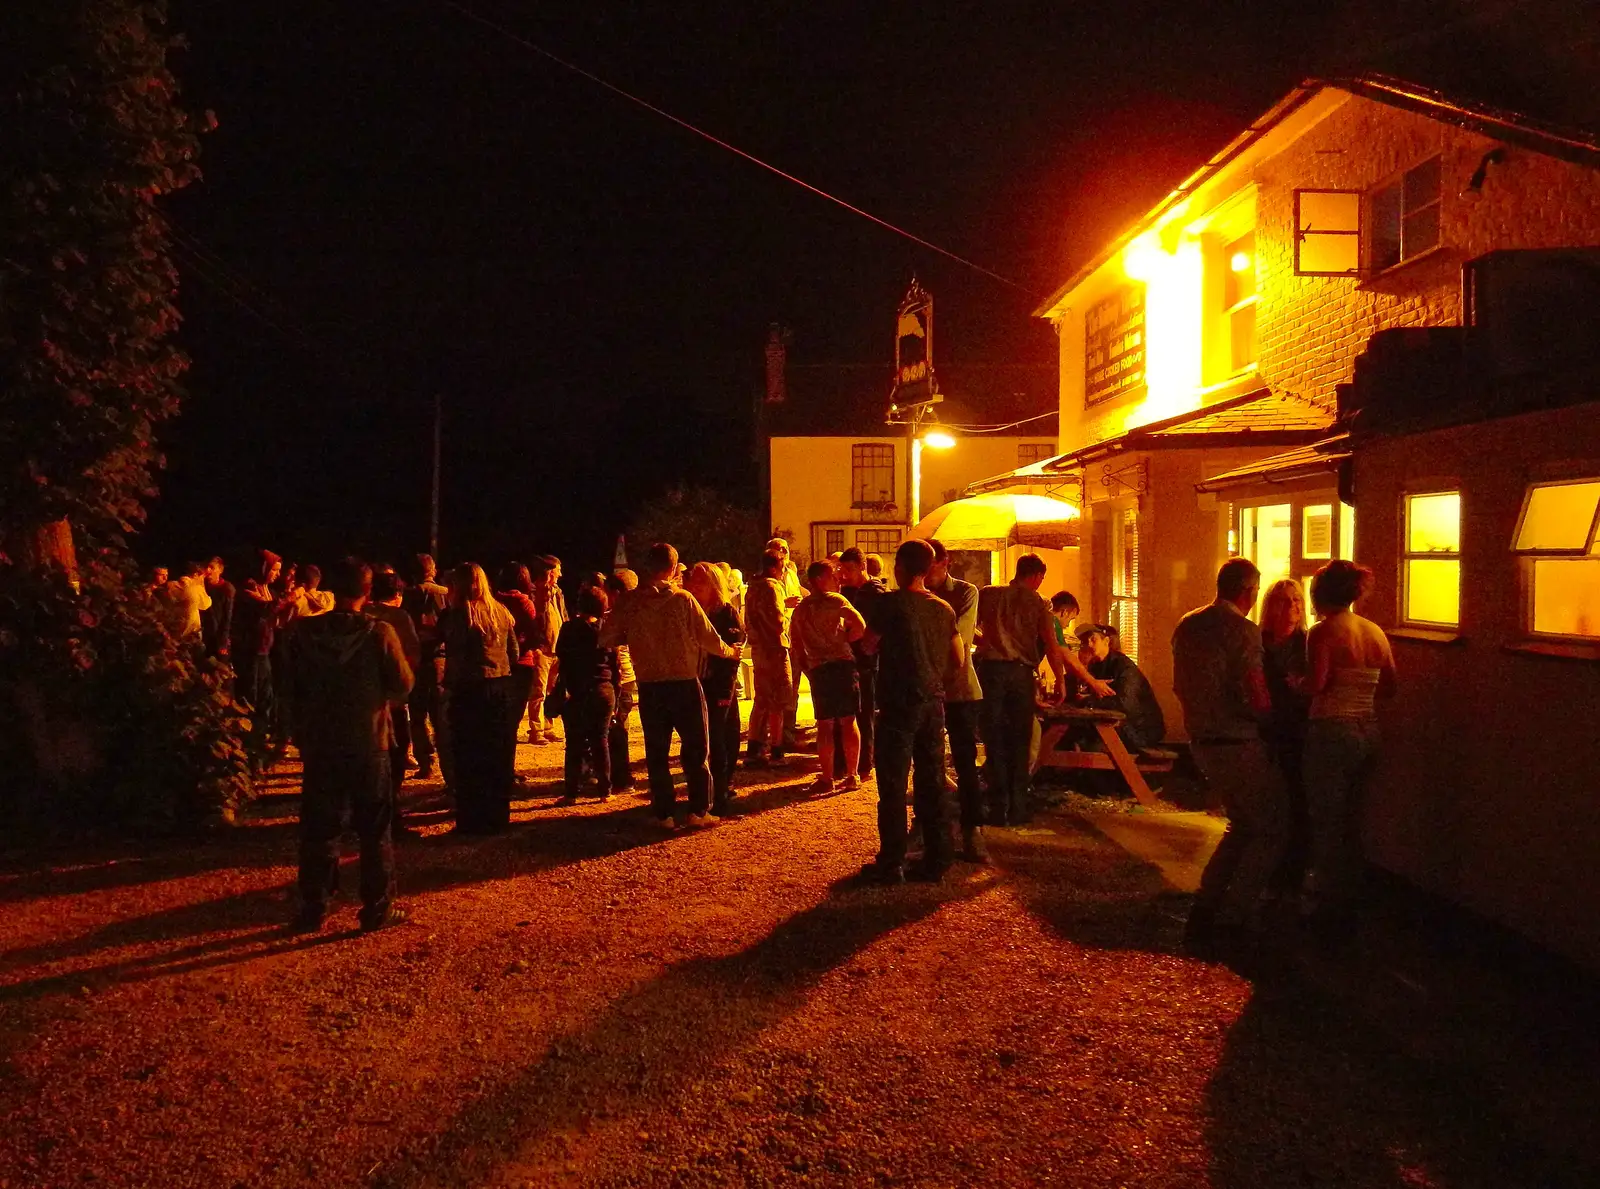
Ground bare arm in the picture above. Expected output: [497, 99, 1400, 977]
[1305, 622, 1333, 700]
[841, 600, 867, 643]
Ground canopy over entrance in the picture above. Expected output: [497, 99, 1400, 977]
[909, 492, 1081, 551]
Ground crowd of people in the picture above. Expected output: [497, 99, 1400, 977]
[144, 537, 1393, 943]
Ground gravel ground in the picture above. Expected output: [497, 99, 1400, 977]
[2, 720, 1597, 1189]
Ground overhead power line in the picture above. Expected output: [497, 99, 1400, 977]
[440, 0, 1038, 296]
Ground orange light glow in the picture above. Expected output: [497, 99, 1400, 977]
[1230, 249, 1253, 273]
[1122, 232, 1164, 282]
[921, 430, 956, 450]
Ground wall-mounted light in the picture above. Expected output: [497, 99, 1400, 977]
[1461, 146, 1508, 201]
[1229, 249, 1253, 273]
[1123, 231, 1165, 282]
[921, 429, 957, 449]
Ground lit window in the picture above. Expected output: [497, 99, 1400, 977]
[1337, 501, 1356, 561]
[1110, 507, 1140, 662]
[824, 528, 846, 556]
[1402, 491, 1460, 627]
[1512, 479, 1600, 639]
[1017, 442, 1055, 468]
[1371, 156, 1442, 271]
[1222, 230, 1257, 373]
[1294, 190, 1361, 276]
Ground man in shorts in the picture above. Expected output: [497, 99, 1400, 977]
[790, 558, 867, 792]
[744, 551, 793, 765]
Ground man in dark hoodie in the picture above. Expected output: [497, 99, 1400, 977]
[288, 558, 414, 932]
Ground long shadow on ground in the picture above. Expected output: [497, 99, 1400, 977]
[369, 877, 990, 1189]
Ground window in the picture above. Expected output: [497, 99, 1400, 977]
[1110, 507, 1140, 663]
[1241, 503, 1292, 601]
[1294, 189, 1361, 276]
[1017, 442, 1055, 468]
[824, 528, 846, 556]
[1402, 491, 1460, 627]
[1338, 501, 1356, 561]
[1222, 230, 1257, 373]
[851, 443, 895, 507]
[1370, 156, 1441, 271]
[1512, 479, 1600, 639]
[854, 528, 901, 558]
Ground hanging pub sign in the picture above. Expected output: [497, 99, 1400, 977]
[1084, 283, 1146, 406]
[893, 279, 935, 406]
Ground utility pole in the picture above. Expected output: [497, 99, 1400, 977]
[429, 392, 441, 559]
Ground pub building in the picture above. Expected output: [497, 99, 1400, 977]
[969, 75, 1600, 967]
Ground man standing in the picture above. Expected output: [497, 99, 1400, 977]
[789, 559, 867, 793]
[600, 543, 738, 829]
[860, 540, 965, 883]
[1172, 557, 1285, 950]
[975, 555, 1110, 826]
[402, 554, 450, 781]
[287, 558, 413, 932]
[201, 557, 234, 662]
[367, 566, 423, 835]
[837, 547, 886, 777]
[743, 551, 792, 766]
[234, 549, 284, 770]
[927, 541, 986, 862]
[168, 561, 212, 647]
[765, 538, 805, 750]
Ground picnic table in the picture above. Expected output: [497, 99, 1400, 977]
[1031, 703, 1175, 807]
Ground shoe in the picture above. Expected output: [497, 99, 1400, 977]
[841, 774, 860, 792]
[415, 762, 436, 780]
[290, 906, 325, 933]
[906, 861, 949, 884]
[554, 794, 580, 807]
[711, 795, 734, 817]
[809, 776, 836, 795]
[855, 860, 905, 886]
[529, 734, 550, 746]
[653, 816, 678, 832]
[360, 904, 409, 933]
[770, 748, 787, 763]
[961, 827, 989, 864]
[686, 812, 721, 828]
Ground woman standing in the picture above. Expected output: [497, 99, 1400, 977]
[1260, 578, 1312, 892]
[604, 569, 640, 792]
[687, 562, 746, 816]
[496, 563, 543, 778]
[554, 586, 616, 804]
[1303, 560, 1397, 936]
[444, 563, 519, 834]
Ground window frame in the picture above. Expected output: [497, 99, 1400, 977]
[1017, 442, 1055, 468]
[1221, 229, 1258, 374]
[854, 528, 902, 557]
[1293, 188, 1362, 277]
[1400, 488, 1462, 629]
[1511, 478, 1600, 643]
[1368, 155, 1443, 273]
[824, 528, 846, 556]
[849, 443, 896, 508]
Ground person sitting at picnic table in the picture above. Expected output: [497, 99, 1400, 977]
[1073, 623, 1165, 751]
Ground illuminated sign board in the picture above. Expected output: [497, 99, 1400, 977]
[1085, 285, 1146, 406]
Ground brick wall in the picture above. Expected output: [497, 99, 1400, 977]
[1253, 95, 1600, 411]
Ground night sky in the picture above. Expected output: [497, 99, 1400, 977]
[140, 0, 1593, 575]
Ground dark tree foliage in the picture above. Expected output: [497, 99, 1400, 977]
[625, 486, 765, 574]
[1, 1, 201, 542]
[0, 3, 249, 835]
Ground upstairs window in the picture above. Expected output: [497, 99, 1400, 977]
[1293, 190, 1361, 276]
[1223, 230, 1258, 372]
[1018, 442, 1055, 468]
[1512, 479, 1600, 639]
[851, 443, 895, 507]
[1370, 156, 1441, 271]
[1402, 490, 1460, 627]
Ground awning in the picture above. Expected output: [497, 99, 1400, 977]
[1195, 435, 1351, 493]
[968, 387, 1334, 496]
[909, 492, 1081, 551]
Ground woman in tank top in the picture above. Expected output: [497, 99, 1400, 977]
[1302, 560, 1397, 935]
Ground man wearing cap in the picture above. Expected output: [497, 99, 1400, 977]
[1075, 623, 1164, 751]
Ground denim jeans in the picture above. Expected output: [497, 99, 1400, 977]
[702, 678, 741, 807]
[944, 699, 985, 830]
[298, 750, 394, 925]
[638, 679, 713, 818]
[563, 684, 615, 794]
[875, 700, 950, 870]
[977, 660, 1037, 824]
[1303, 718, 1380, 916]
[608, 681, 638, 789]
[855, 662, 878, 777]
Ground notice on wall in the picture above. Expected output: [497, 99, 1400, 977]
[1085, 285, 1146, 406]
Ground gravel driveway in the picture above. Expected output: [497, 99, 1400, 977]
[2, 728, 1594, 1188]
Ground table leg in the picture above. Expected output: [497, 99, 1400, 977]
[1096, 722, 1156, 806]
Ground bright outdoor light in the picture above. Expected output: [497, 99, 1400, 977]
[1122, 231, 1164, 281]
[922, 430, 957, 449]
[1230, 249, 1253, 273]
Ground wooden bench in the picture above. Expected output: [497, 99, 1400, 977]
[1031, 704, 1175, 807]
